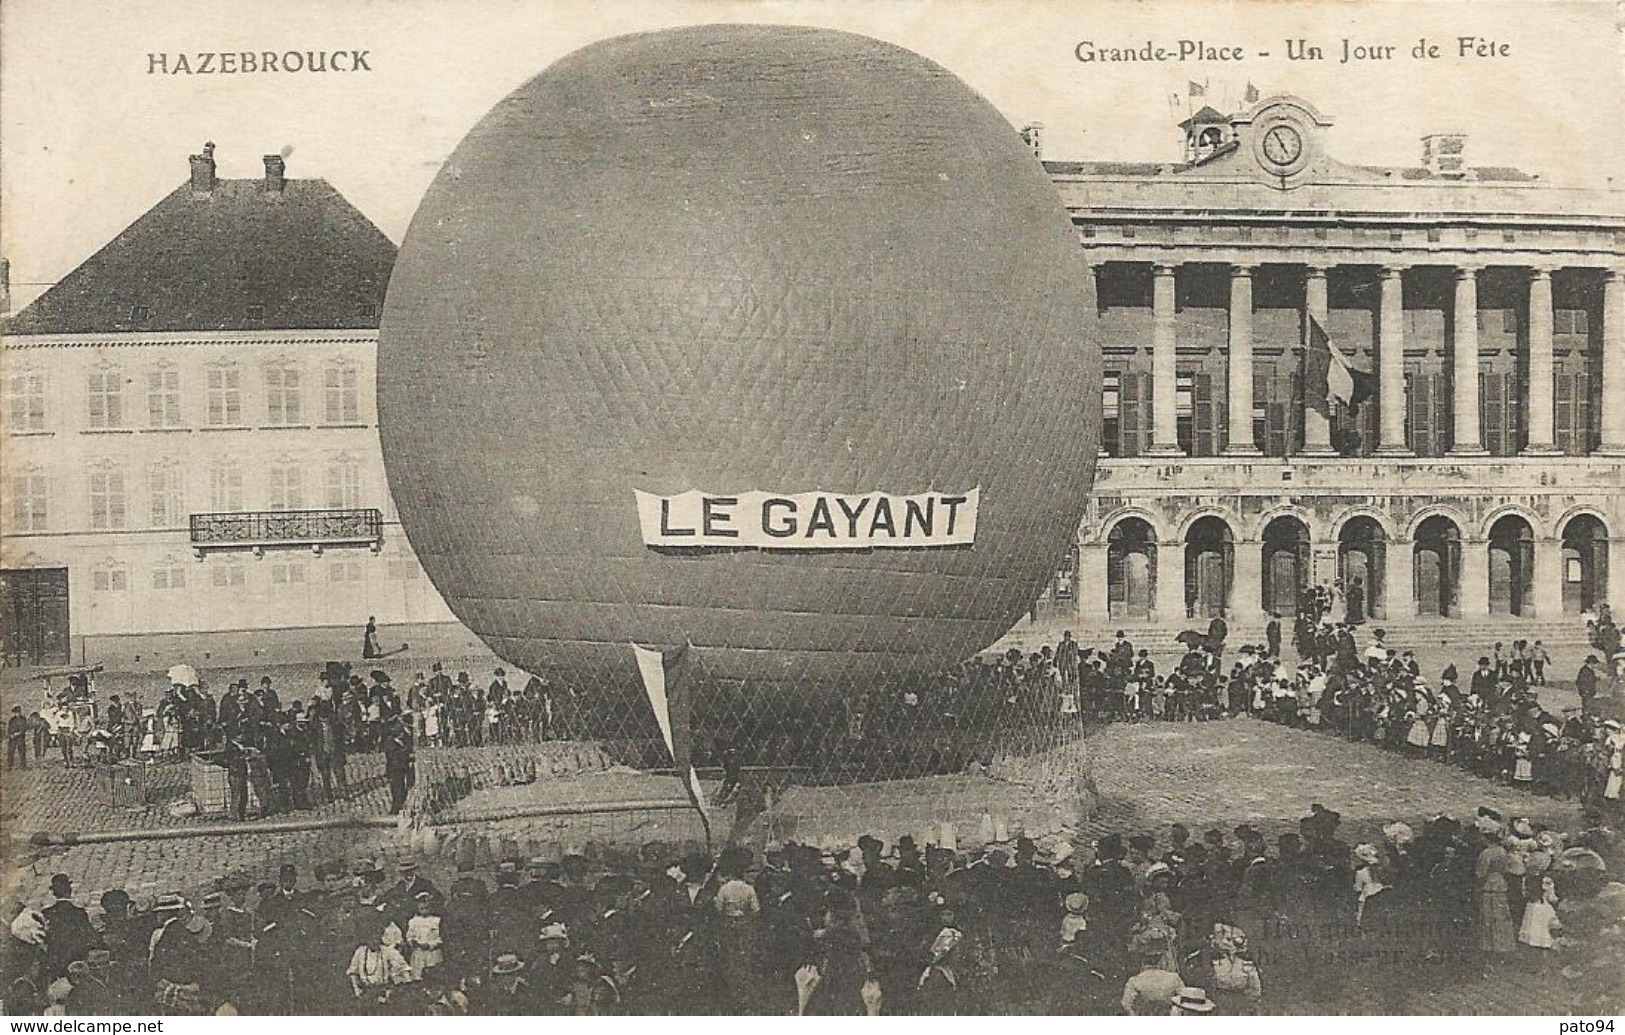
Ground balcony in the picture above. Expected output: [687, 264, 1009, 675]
[190, 508, 383, 557]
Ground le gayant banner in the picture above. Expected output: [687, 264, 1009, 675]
[634, 489, 979, 549]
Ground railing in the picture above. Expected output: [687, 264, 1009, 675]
[189, 508, 383, 555]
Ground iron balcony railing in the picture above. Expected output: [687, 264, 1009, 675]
[189, 507, 384, 555]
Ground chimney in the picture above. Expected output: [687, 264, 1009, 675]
[263, 154, 286, 192]
[1420, 132, 1467, 178]
[1020, 122, 1044, 160]
[189, 141, 217, 192]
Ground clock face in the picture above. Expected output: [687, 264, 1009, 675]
[1261, 124, 1304, 167]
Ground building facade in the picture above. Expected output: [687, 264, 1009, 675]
[1, 146, 452, 666]
[1039, 96, 1625, 629]
[5, 98, 1624, 665]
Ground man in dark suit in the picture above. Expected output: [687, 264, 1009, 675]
[41, 874, 99, 980]
[381, 714, 415, 814]
[1576, 655, 1602, 717]
[1265, 613, 1282, 659]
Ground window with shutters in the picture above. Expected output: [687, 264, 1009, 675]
[206, 366, 243, 426]
[89, 468, 127, 529]
[1406, 372, 1450, 458]
[211, 565, 247, 588]
[1116, 370, 1152, 457]
[87, 368, 124, 428]
[324, 364, 361, 424]
[264, 365, 303, 426]
[152, 560, 187, 591]
[93, 566, 129, 593]
[1480, 371, 1521, 456]
[1187, 372, 1223, 457]
[146, 367, 182, 427]
[326, 458, 361, 508]
[147, 462, 185, 527]
[267, 464, 305, 511]
[1101, 372, 1121, 456]
[211, 463, 245, 512]
[9, 467, 48, 532]
[1555, 370, 1593, 455]
[1253, 369, 1299, 458]
[6, 371, 46, 431]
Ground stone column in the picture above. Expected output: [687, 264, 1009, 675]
[1301, 265, 1337, 455]
[1376, 266, 1412, 455]
[1600, 269, 1625, 455]
[1230, 536, 1264, 624]
[1149, 263, 1184, 455]
[1533, 535, 1563, 618]
[1449, 266, 1487, 456]
[1224, 264, 1261, 456]
[1077, 539, 1110, 620]
[1459, 535, 1490, 618]
[1155, 538, 1186, 622]
[1523, 267, 1560, 455]
[1386, 538, 1416, 619]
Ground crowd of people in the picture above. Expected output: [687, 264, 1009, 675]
[5, 800, 1616, 1016]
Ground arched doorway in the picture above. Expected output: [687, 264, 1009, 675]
[1260, 516, 1311, 617]
[1560, 514, 1609, 615]
[1107, 518, 1157, 619]
[1413, 515, 1462, 618]
[1338, 516, 1387, 622]
[1185, 516, 1234, 619]
[1488, 515, 1535, 616]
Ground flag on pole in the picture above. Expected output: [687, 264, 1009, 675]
[1302, 316, 1375, 417]
[1244, 82, 1260, 104]
[632, 641, 712, 847]
[1188, 80, 1206, 97]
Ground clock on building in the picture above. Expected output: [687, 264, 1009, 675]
[1261, 124, 1304, 167]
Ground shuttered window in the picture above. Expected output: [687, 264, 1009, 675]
[1480, 371, 1520, 456]
[1555, 369, 1593, 455]
[1406, 372, 1450, 457]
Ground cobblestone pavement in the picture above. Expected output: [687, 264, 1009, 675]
[5, 715, 1616, 1014]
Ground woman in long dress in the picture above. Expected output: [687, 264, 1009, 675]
[1475, 833, 1516, 957]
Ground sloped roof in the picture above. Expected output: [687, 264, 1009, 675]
[4, 177, 396, 335]
[1177, 105, 1228, 129]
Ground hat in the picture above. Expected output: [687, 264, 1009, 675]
[538, 922, 569, 942]
[351, 859, 378, 878]
[414, 891, 433, 902]
[491, 954, 525, 976]
[50, 873, 72, 896]
[154, 893, 187, 913]
[1063, 892, 1089, 914]
[399, 859, 418, 874]
[200, 892, 222, 909]
[929, 927, 963, 959]
[371, 671, 390, 683]
[261, 676, 273, 685]
[1604, 719, 1623, 731]
[100, 889, 132, 912]
[1172, 988, 1215, 1013]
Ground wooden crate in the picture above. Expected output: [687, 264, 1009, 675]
[103, 760, 147, 810]
[189, 754, 261, 816]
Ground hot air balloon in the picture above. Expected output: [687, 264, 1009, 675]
[378, 25, 1101, 720]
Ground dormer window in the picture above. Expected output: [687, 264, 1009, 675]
[246, 305, 266, 322]
[129, 305, 152, 322]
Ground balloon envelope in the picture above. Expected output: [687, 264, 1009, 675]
[378, 25, 1102, 690]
